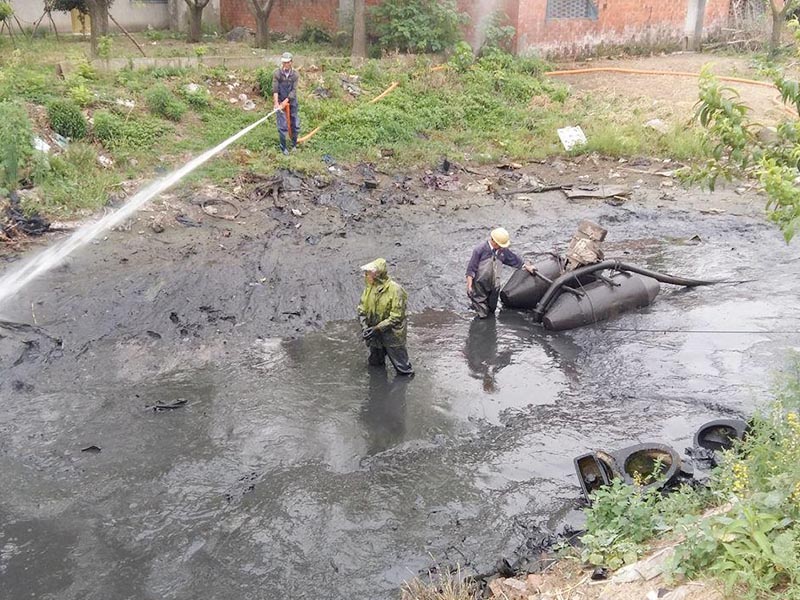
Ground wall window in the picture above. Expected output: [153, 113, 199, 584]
[546, 0, 599, 20]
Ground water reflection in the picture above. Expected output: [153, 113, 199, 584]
[464, 316, 514, 392]
[360, 368, 409, 455]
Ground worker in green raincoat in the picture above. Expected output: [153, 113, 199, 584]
[357, 258, 414, 376]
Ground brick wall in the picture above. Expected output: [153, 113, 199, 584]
[221, 0, 340, 34]
[514, 0, 731, 56]
[220, 0, 731, 56]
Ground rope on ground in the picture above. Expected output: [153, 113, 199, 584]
[599, 327, 800, 334]
[545, 67, 778, 90]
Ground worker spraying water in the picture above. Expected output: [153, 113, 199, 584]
[0, 105, 284, 309]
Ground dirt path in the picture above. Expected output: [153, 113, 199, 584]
[553, 52, 792, 126]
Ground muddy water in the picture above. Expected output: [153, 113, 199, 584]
[2, 182, 800, 599]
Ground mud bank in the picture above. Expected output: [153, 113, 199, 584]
[1, 158, 799, 600]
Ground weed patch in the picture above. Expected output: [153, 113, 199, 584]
[145, 84, 187, 122]
[93, 110, 170, 151]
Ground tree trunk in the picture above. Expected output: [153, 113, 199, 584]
[352, 0, 367, 58]
[246, 0, 275, 49]
[86, 0, 110, 56]
[771, 2, 783, 53]
[188, 4, 203, 42]
[254, 12, 269, 48]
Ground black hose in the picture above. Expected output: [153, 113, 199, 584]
[533, 260, 725, 321]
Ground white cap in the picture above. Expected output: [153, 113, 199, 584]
[280, 52, 293, 63]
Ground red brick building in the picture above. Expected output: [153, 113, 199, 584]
[220, 0, 732, 56]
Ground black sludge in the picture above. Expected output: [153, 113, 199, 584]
[542, 272, 660, 331]
[500, 254, 562, 309]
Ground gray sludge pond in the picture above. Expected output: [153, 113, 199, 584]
[1, 219, 800, 600]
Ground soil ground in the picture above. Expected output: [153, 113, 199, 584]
[558, 52, 789, 123]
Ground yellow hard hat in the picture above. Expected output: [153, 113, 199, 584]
[490, 227, 511, 248]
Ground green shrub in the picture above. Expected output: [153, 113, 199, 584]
[145, 84, 186, 122]
[0, 101, 33, 192]
[47, 100, 88, 139]
[93, 110, 168, 150]
[255, 67, 273, 99]
[299, 22, 332, 44]
[370, 0, 465, 53]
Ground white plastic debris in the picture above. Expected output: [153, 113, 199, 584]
[645, 118, 669, 134]
[98, 155, 114, 168]
[185, 83, 201, 94]
[115, 98, 135, 108]
[33, 137, 51, 153]
[557, 126, 587, 151]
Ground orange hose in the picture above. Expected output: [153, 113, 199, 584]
[368, 81, 400, 104]
[298, 80, 400, 145]
[297, 126, 320, 144]
[546, 67, 777, 90]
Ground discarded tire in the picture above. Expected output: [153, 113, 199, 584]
[574, 452, 613, 502]
[615, 443, 681, 490]
[693, 418, 748, 452]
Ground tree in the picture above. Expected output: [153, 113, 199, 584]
[689, 67, 800, 241]
[84, 0, 111, 55]
[767, 0, 800, 54]
[51, 0, 112, 56]
[183, 0, 210, 43]
[352, 0, 367, 58]
[245, 0, 277, 49]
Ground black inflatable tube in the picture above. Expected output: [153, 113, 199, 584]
[533, 260, 722, 321]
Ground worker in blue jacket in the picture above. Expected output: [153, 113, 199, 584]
[466, 227, 535, 318]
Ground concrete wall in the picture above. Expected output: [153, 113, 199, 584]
[9, 0, 221, 33]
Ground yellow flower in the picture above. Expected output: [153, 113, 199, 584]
[731, 462, 749, 495]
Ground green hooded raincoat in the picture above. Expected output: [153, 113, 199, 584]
[357, 258, 408, 348]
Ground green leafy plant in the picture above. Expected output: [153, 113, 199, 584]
[688, 59, 800, 241]
[0, 2, 14, 22]
[670, 366, 800, 597]
[180, 84, 211, 109]
[47, 99, 88, 139]
[97, 35, 113, 60]
[68, 83, 94, 107]
[448, 41, 475, 73]
[255, 67, 273, 99]
[370, 0, 465, 53]
[76, 60, 98, 80]
[479, 10, 516, 55]
[0, 100, 33, 192]
[299, 22, 332, 44]
[194, 45, 208, 58]
[145, 84, 187, 122]
[28, 141, 117, 215]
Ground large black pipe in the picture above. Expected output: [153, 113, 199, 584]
[533, 260, 723, 321]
